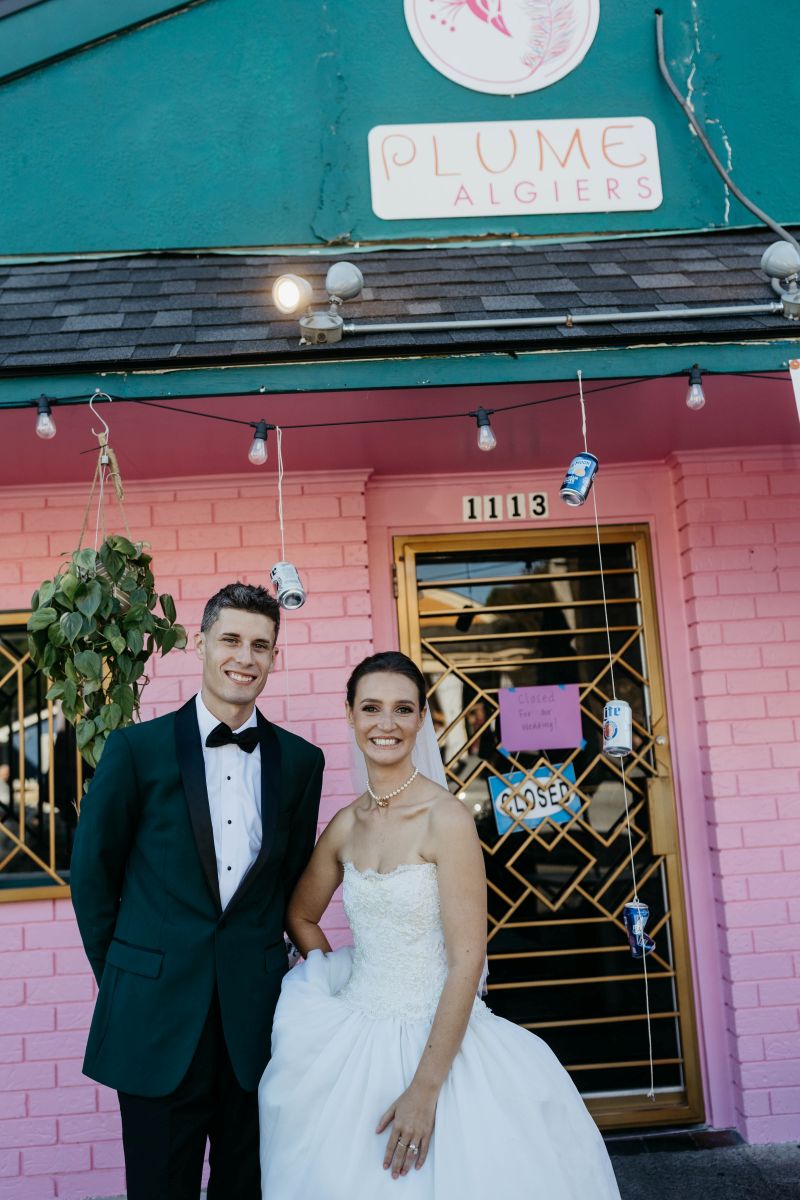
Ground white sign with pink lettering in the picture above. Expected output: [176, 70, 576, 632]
[404, 0, 600, 95]
[368, 118, 662, 220]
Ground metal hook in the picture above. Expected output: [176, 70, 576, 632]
[89, 390, 112, 439]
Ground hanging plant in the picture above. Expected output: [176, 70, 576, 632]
[27, 535, 187, 770]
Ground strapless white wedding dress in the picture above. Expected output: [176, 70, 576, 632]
[258, 861, 621, 1199]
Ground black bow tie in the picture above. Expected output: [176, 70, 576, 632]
[205, 723, 260, 753]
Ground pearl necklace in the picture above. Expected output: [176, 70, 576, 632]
[367, 767, 419, 808]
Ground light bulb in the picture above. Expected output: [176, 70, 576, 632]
[472, 407, 497, 451]
[248, 420, 269, 465]
[35, 397, 56, 440]
[272, 274, 314, 315]
[685, 365, 706, 411]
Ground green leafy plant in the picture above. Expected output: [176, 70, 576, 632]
[27, 535, 187, 770]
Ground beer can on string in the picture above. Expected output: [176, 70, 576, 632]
[603, 699, 632, 757]
[623, 900, 656, 958]
[559, 452, 598, 506]
[270, 561, 306, 610]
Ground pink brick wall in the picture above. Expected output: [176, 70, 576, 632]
[0, 470, 371, 1199]
[673, 447, 800, 1143]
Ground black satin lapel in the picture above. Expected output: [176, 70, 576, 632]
[175, 698, 222, 913]
[226, 712, 281, 913]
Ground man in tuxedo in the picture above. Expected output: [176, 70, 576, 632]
[70, 582, 324, 1200]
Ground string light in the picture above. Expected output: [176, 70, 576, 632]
[248, 420, 271, 465]
[34, 395, 56, 440]
[685, 364, 706, 411]
[471, 407, 497, 452]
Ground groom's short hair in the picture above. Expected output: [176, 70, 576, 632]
[200, 582, 281, 638]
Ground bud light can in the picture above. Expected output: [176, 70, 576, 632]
[270, 561, 306, 610]
[603, 699, 632, 757]
[623, 900, 656, 958]
[560, 453, 598, 506]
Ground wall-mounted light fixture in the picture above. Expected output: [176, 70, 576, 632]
[761, 241, 800, 320]
[34, 395, 57, 439]
[271, 261, 364, 344]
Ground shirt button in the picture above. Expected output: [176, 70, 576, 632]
[226, 776, 231, 781]
[227, 819, 232, 825]
[227, 866, 232, 871]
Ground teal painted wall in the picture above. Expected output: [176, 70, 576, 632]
[0, 0, 797, 254]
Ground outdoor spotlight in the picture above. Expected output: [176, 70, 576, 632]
[273, 274, 314, 315]
[271, 261, 364, 345]
[761, 240, 800, 320]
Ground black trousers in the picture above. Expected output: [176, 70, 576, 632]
[118, 990, 260, 1200]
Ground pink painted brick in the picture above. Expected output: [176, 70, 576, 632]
[51, 1167, 126, 1199]
[723, 899, 788, 928]
[214, 498, 277, 523]
[57, 1112, 121, 1143]
[718, 571, 779, 596]
[0, 903, 52, 925]
[778, 568, 800, 592]
[302, 593, 346, 618]
[715, 875, 749, 902]
[709, 474, 769, 497]
[726, 953, 795, 982]
[743, 820, 800, 847]
[763, 643, 800, 667]
[733, 1006, 799, 1036]
[731, 717, 795, 745]
[774, 519, 800, 541]
[770, 1085, 800, 1113]
[744, 1113, 800, 1142]
[753, 924, 800, 952]
[700, 721, 733, 747]
[0, 1038, 22, 1065]
[690, 595, 756, 621]
[702, 695, 766, 721]
[55, 1002, 95, 1031]
[680, 498, 747, 523]
[737, 1088, 771, 1117]
[91, 1139, 125, 1169]
[343, 543, 369, 566]
[0, 928, 22, 951]
[96, 1084, 118, 1113]
[772, 743, 800, 768]
[766, 693, 800, 717]
[55, 1061, 93, 1089]
[759, 977, 800, 1006]
[763, 1031, 800, 1060]
[0, 1096, 25, 1119]
[715, 846, 782, 875]
[707, 746, 770, 772]
[23, 1031, 87, 1061]
[54, 949, 90, 976]
[702, 771, 738, 798]
[29, 1085, 97, 1117]
[306, 566, 369, 593]
[151, 500, 212, 526]
[733, 1034, 766, 1062]
[0, 982, 24, 1007]
[178, 523, 242, 550]
[0, 1062, 54, 1091]
[749, 872, 800, 900]
[0, 1179, 56, 1199]
[714, 523, 776, 547]
[340, 492, 366, 516]
[687, 621, 722, 647]
[1, 951, 53, 979]
[0, 1150, 20, 1178]
[725, 668, 787, 695]
[711, 796, 776, 824]
[757, 593, 800, 618]
[309, 617, 372, 642]
[690, 645, 761, 671]
[678, 522, 714, 555]
[724, 619, 784, 644]
[0, 533, 51, 558]
[684, 547, 752, 574]
[777, 545, 800, 568]
[0, 1005, 55, 1035]
[710, 822, 743, 851]
[738, 770, 799, 796]
[729, 981, 760, 1008]
[22, 1144, 90, 1174]
[0, 1118, 56, 1149]
[23, 922, 82, 950]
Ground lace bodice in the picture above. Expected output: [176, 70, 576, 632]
[336, 861, 488, 1022]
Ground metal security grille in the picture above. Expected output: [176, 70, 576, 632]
[0, 615, 81, 900]
[395, 527, 703, 1129]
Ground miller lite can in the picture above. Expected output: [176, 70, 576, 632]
[603, 699, 632, 757]
[270, 561, 306, 610]
[560, 453, 598, 506]
[623, 900, 656, 958]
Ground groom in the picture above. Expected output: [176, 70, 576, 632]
[70, 582, 324, 1200]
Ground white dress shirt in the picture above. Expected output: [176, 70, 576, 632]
[195, 693, 262, 909]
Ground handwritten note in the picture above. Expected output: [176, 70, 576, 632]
[498, 684, 583, 751]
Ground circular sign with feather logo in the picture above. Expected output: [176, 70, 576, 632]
[404, 0, 600, 95]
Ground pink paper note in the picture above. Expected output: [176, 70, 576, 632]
[498, 684, 583, 751]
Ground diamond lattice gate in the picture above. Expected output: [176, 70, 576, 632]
[395, 526, 703, 1129]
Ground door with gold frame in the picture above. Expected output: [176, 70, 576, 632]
[394, 526, 703, 1129]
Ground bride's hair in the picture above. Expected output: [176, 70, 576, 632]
[346, 651, 426, 711]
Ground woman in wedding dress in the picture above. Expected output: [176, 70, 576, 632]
[259, 651, 621, 1198]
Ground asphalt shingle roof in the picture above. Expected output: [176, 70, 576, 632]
[0, 229, 791, 372]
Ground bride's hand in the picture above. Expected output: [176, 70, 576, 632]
[376, 1084, 437, 1178]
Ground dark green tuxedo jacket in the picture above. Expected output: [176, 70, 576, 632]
[70, 696, 324, 1096]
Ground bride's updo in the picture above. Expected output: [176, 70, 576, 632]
[346, 651, 426, 711]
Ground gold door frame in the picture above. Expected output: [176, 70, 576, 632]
[0, 612, 78, 902]
[394, 525, 704, 1129]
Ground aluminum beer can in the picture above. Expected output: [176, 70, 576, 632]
[560, 452, 599, 506]
[270, 561, 306, 610]
[623, 900, 656, 958]
[603, 699, 632, 757]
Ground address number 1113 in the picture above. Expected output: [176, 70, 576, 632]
[462, 492, 549, 523]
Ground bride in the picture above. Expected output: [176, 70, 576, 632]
[259, 651, 622, 1198]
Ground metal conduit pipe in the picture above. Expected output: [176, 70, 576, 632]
[342, 301, 783, 337]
